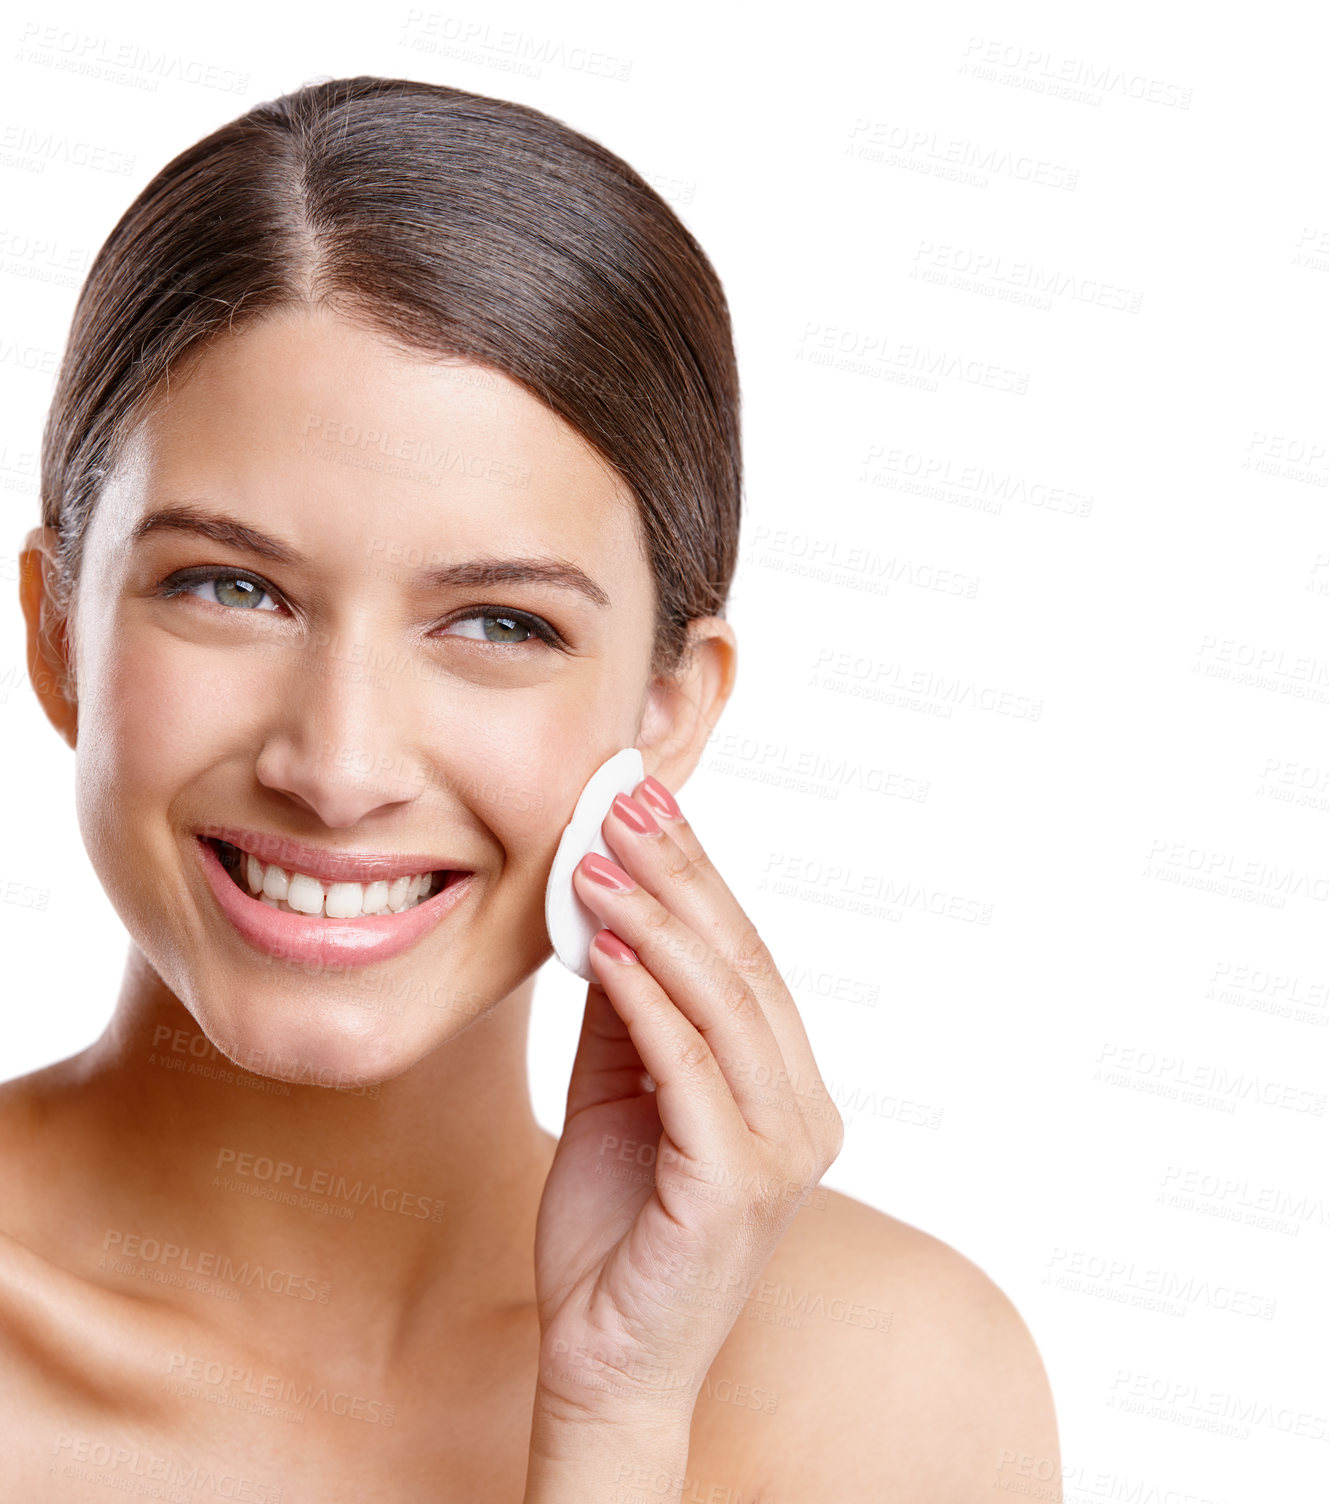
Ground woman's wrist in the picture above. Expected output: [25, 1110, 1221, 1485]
[524, 1401, 694, 1504]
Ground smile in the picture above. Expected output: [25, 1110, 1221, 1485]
[194, 830, 474, 967]
[210, 837, 445, 918]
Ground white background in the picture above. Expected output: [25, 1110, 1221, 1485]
[2, 2, 1325, 1496]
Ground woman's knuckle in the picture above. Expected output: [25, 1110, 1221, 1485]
[730, 924, 772, 982]
[641, 900, 673, 938]
[715, 974, 757, 1023]
[674, 848, 713, 888]
[677, 1036, 718, 1080]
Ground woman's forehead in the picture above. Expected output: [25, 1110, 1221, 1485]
[92, 307, 644, 571]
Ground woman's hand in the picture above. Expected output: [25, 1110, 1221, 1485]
[528, 773, 845, 1456]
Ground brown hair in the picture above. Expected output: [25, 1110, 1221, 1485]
[39, 75, 741, 680]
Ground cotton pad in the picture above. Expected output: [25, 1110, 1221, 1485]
[544, 746, 645, 982]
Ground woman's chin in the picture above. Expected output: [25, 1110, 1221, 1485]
[192, 993, 445, 1092]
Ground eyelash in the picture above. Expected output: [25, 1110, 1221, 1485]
[154, 567, 565, 650]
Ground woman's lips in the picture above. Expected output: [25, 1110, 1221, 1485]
[195, 836, 473, 967]
[194, 822, 456, 884]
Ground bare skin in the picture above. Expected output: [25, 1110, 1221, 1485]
[5, 303, 1061, 1500]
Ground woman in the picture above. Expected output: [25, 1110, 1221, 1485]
[5, 76, 1060, 1499]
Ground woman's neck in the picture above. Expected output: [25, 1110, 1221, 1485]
[28, 943, 558, 1371]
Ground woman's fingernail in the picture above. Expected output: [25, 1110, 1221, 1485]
[612, 792, 660, 835]
[581, 853, 636, 891]
[594, 930, 638, 964]
[640, 775, 681, 821]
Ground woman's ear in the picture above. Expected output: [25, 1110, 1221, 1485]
[635, 616, 737, 791]
[19, 525, 79, 749]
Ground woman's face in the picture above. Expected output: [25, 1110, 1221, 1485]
[57, 303, 671, 1083]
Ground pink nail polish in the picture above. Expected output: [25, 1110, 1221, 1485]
[640, 775, 681, 821]
[581, 853, 635, 891]
[612, 792, 660, 835]
[593, 930, 638, 964]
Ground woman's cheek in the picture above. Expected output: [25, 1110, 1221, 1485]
[448, 702, 581, 867]
[102, 634, 255, 789]
[66, 631, 215, 938]
[449, 692, 625, 884]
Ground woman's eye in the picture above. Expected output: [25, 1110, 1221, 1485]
[157, 573, 559, 650]
[440, 612, 552, 646]
[161, 569, 282, 612]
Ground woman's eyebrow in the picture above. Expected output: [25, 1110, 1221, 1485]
[129, 503, 612, 607]
[415, 556, 611, 607]
[131, 503, 299, 563]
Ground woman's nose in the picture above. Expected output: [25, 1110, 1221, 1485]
[251, 636, 434, 827]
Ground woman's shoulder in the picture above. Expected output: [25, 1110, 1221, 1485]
[0, 1059, 89, 1251]
[0, 1065, 56, 1244]
[689, 1184, 1062, 1501]
[0, 1064, 175, 1386]
[0, 1185, 168, 1471]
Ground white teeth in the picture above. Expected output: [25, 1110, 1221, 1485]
[324, 882, 366, 920]
[224, 844, 442, 919]
[287, 873, 326, 916]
